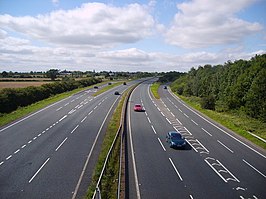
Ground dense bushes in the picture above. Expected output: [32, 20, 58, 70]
[0, 78, 101, 114]
[169, 54, 266, 122]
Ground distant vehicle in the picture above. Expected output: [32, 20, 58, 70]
[94, 86, 98, 89]
[114, 91, 120, 95]
[164, 86, 167, 89]
[108, 82, 112, 85]
[134, 104, 143, 112]
[123, 82, 127, 85]
[166, 131, 186, 148]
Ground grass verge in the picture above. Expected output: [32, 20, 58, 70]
[176, 94, 266, 150]
[150, 82, 160, 99]
[0, 84, 104, 127]
[86, 87, 129, 198]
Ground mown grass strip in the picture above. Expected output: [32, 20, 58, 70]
[93, 82, 122, 96]
[176, 94, 266, 150]
[86, 87, 129, 198]
[150, 82, 160, 99]
[0, 84, 103, 127]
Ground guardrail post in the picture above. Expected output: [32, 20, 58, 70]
[96, 186, 101, 199]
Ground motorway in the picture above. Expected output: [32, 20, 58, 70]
[126, 79, 266, 199]
[0, 81, 137, 199]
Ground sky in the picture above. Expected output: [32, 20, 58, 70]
[0, 0, 265, 72]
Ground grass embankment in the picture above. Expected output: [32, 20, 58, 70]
[86, 87, 129, 199]
[0, 83, 105, 127]
[93, 82, 122, 97]
[150, 82, 160, 99]
[176, 95, 266, 150]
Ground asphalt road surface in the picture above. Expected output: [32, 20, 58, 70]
[0, 81, 138, 199]
[126, 79, 266, 199]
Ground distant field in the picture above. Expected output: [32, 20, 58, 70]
[0, 81, 51, 89]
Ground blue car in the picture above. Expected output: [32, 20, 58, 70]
[166, 131, 186, 148]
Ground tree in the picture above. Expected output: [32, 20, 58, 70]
[46, 69, 59, 81]
[1, 71, 8, 78]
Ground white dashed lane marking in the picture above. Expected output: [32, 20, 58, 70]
[0, 94, 107, 167]
[6, 155, 12, 160]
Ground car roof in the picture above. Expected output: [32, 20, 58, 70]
[168, 131, 181, 136]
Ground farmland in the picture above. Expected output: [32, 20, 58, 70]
[0, 81, 52, 89]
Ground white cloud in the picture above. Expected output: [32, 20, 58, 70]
[52, 0, 59, 6]
[0, 3, 154, 49]
[0, 1, 264, 72]
[165, 0, 263, 48]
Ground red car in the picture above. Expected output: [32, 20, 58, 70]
[134, 104, 143, 112]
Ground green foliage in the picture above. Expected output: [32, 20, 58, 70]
[201, 95, 215, 110]
[150, 82, 160, 99]
[46, 69, 59, 81]
[158, 71, 185, 83]
[170, 54, 266, 122]
[0, 78, 101, 114]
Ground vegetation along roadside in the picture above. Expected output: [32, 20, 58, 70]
[150, 82, 160, 99]
[160, 54, 266, 149]
[86, 86, 130, 198]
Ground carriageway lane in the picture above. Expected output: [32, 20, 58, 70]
[127, 80, 241, 199]
[158, 85, 266, 198]
[0, 81, 137, 199]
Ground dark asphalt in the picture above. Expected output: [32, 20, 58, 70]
[126, 79, 266, 199]
[0, 81, 139, 199]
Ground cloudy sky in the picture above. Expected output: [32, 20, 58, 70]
[0, 0, 265, 72]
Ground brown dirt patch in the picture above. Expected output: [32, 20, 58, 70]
[0, 82, 51, 89]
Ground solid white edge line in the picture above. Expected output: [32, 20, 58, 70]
[169, 158, 183, 181]
[217, 140, 234, 153]
[216, 160, 240, 182]
[0, 96, 71, 133]
[128, 86, 141, 199]
[176, 118, 183, 125]
[204, 159, 227, 183]
[72, 95, 120, 199]
[168, 89, 266, 159]
[243, 159, 266, 178]
[166, 118, 171, 124]
[183, 127, 192, 135]
[196, 139, 209, 153]
[157, 138, 166, 151]
[55, 137, 68, 151]
[185, 139, 198, 152]
[29, 158, 50, 183]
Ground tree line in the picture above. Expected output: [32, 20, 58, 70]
[0, 78, 101, 114]
[168, 54, 266, 122]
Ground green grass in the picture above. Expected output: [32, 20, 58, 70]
[0, 83, 106, 127]
[93, 82, 122, 96]
[150, 82, 160, 99]
[176, 95, 266, 150]
[86, 87, 130, 199]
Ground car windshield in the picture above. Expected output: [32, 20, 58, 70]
[135, 105, 141, 107]
[171, 133, 182, 140]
